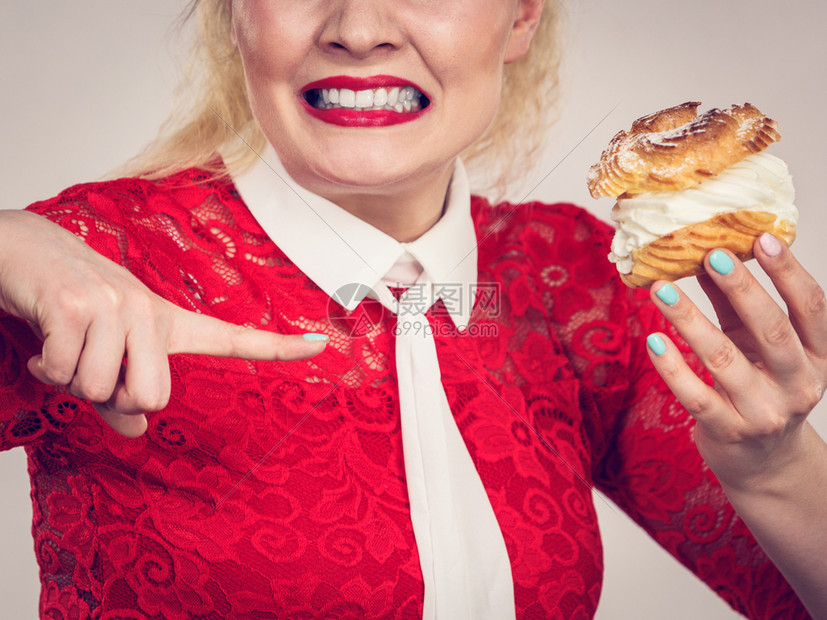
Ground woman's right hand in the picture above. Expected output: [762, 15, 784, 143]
[0, 210, 328, 438]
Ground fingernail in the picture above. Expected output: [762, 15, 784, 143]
[655, 282, 679, 306]
[759, 232, 782, 257]
[709, 250, 735, 275]
[647, 333, 667, 356]
[302, 333, 329, 342]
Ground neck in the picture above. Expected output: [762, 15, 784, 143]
[316, 165, 455, 243]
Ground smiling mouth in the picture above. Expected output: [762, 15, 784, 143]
[303, 86, 430, 114]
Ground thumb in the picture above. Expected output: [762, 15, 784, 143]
[93, 402, 149, 438]
[165, 304, 329, 361]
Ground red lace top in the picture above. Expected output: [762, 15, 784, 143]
[0, 169, 808, 619]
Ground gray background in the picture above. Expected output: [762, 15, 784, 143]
[1, 1, 825, 617]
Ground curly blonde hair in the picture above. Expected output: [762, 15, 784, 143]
[125, 0, 563, 192]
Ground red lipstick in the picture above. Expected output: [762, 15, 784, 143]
[300, 75, 430, 128]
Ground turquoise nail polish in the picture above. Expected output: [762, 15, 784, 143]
[302, 333, 329, 342]
[709, 250, 734, 275]
[656, 283, 679, 306]
[647, 333, 667, 356]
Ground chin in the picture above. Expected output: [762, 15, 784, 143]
[322, 165, 408, 190]
[297, 148, 434, 194]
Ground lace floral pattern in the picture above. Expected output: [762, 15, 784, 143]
[0, 170, 808, 618]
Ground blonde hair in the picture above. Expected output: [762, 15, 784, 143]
[124, 0, 563, 193]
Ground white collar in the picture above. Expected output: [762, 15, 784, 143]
[231, 144, 478, 329]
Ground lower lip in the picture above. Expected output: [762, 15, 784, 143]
[300, 99, 428, 127]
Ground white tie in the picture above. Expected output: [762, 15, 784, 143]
[376, 258, 515, 620]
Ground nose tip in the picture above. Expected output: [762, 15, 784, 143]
[320, 3, 402, 58]
[325, 38, 397, 58]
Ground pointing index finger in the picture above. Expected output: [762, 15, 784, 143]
[165, 304, 328, 361]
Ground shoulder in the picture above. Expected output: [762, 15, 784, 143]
[24, 168, 243, 229]
[22, 169, 260, 267]
[471, 196, 615, 255]
[471, 195, 615, 236]
[470, 200, 669, 450]
[20, 169, 284, 317]
[471, 194, 655, 377]
[471, 195, 618, 290]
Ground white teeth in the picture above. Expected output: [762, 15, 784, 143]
[355, 89, 374, 108]
[338, 88, 356, 108]
[310, 85, 425, 113]
[387, 87, 399, 107]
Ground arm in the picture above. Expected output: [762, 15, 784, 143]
[647, 233, 827, 616]
[520, 203, 804, 616]
[0, 209, 327, 438]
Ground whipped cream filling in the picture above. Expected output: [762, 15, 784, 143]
[305, 86, 427, 113]
[609, 152, 797, 273]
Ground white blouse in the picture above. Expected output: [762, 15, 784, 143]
[232, 145, 515, 619]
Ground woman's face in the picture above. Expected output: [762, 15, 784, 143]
[230, 0, 542, 202]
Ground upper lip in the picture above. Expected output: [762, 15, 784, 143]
[301, 74, 429, 98]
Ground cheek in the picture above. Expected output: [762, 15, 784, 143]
[232, 6, 307, 85]
[434, 25, 509, 128]
[427, 9, 512, 91]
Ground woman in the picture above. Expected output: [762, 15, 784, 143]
[1, 1, 826, 617]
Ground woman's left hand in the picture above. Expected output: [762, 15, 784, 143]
[646, 232, 827, 493]
[646, 231, 827, 615]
